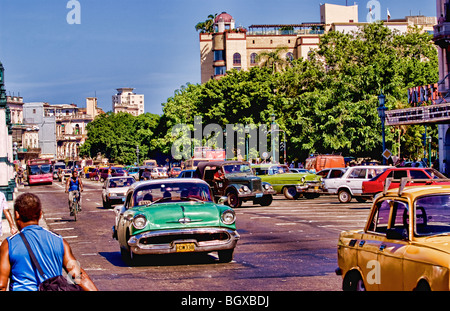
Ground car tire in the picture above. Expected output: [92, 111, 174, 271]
[103, 199, 111, 209]
[338, 189, 352, 203]
[227, 191, 242, 208]
[259, 195, 273, 206]
[218, 249, 234, 263]
[283, 186, 299, 200]
[343, 270, 366, 291]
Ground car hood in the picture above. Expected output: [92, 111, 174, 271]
[226, 175, 260, 183]
[131, 202, 232, 231]
[261, 173, 320, 182]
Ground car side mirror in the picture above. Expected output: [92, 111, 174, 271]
[386, 228, 408, 240]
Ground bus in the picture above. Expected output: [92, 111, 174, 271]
[27, 159, 53, 185]
[143, 159, 157, 167]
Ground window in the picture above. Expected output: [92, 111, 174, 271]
[286, 52, 294, 61]
[368, 200, 391, 233]
[349, 168, 367, 178]
[214, 50, 225, 61]
[388, 170, 407, 179]
[250, 53, 258, 65]
[233, 53, 241, 65]
[410, 170, 429, 179]
[368, 199, 409, 237]
[214, 66, 226, 76]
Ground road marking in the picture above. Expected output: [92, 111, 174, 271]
[53, 228, 74, 231]
[61, 236, 78, 239]
[275, 223, 297, 226]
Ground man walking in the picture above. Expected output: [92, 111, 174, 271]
[0, 193, 97, 291]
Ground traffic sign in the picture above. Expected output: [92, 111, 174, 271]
[382, 149, 392, 160]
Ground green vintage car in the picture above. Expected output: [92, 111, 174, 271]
[252, 164, 322, 199]
[112, 178, 240, 265]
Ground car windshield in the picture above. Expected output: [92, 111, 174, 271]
[108, 177, 135, 188]
[424, 169, 446, 179]
[269, 165, 290, 175]
[29, 164, 52, 175]
[415, 195, 450, 236]
[223, 164, 252, 176]
[134, 182, 213, 206]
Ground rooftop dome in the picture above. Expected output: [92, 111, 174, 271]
[215, 12, 233, 23]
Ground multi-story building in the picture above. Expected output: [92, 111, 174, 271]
[112, 87, 144, 116]
[200, 4, 436, 83]
[434, 0, 450, 172]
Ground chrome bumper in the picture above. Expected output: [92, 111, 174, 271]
[127, 228, 240, 255]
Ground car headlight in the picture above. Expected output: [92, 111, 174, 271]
[133, 215, 147, 229]
[239, 185, 250, 192]
[263, 183, 272, 190]
[301, 177, 305, 183]
[221, 210, 236, 225]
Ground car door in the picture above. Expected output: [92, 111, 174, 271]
[347, 168, 368, 195]
[376, 199, 408, 291]
[323, 169, 345, 193]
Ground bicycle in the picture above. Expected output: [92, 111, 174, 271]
[69, 190, 81, 221]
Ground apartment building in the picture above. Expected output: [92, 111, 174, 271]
[112, 87, 145, 116]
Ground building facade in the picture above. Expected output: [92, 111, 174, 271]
[0, 62, 16, 201]
[200, 5, 436, 83]
[112, 87, 144, 116]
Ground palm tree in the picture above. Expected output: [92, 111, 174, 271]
[195, 14, 217, 33]
[256, 46, 290, 73]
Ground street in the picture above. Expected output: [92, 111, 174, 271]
[13, 178, 372, 291]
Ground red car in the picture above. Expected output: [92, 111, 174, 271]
[362, 167, 448, 196]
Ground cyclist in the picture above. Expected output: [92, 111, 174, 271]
[65, 170, 83, 216]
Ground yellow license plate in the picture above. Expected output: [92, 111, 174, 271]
[176, 243, 195, 252]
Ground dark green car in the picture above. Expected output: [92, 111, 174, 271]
[112, 178, 240, 265]
[195, 161, 276, 208]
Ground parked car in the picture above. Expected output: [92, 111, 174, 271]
[252, 164, 322, 199]
[322, 165, 391, 203]
[178, 169, 196, 178]
[102, 176, 136, 208]
[98, 167, 126, 181]
[168, 166, 182, 178]
[195, 161, 276, 208]
[336, 182, 450, 290]
[362, 167, 448, 197]
[304, 154, 345, 173]
[151, 167, 168, 179]
[126, 166, 140, 180]
[89, 168, 99, 181]
[112, 178, 240, 265]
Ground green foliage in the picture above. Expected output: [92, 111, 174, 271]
[82, 22, 439, 163]
[79, 112, 160, 165]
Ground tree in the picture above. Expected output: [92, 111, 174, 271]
[195, 14, 217, 33]
[256, 46, 290, 74]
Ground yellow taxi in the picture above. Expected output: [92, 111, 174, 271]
[336, 178, 450, 291]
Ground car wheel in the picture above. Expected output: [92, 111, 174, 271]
[259, 195, 273, 206]
[103, 199, 110, 209]
[227, 191, 242, 208]
[338, 189, 352, 203]
[218, 249, 234, 263]
[343, 270, 366, 291]
[283, 186, 299, 200]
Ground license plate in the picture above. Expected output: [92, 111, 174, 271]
[176, 243, 195, 252]
[315, 186, 318, 190]
[256, 193, 263, 198]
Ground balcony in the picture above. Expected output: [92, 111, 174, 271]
[433, 22, 450, 48]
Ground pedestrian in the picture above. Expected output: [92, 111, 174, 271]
[0, 191, 17, 240]
[0, 193, 97, 291]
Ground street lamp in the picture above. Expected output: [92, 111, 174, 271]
[377, 91, 387, 165]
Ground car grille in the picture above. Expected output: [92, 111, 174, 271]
[250, 179, 262, 191]
[140, 232, 230, 245]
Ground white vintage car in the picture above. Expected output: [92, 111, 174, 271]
[322, 165, 390, 203]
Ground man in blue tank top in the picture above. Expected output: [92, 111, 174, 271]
[65, 170, 83, 215]
[0, 193, 97, 291]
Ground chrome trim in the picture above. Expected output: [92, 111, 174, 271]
[128, 227, 240, 255]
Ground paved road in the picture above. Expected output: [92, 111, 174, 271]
[12, 179, 373, 291]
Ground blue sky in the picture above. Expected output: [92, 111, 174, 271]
[0, 0, 437, 115]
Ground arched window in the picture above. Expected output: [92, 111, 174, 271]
[286, 52, 294, 62]
[250, 53, 258, 65]
[233, 53, 241, 65]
